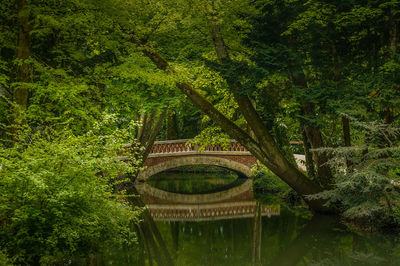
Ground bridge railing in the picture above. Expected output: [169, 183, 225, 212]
[150, 139, 249, 155]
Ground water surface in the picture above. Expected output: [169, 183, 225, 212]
[146, 168, 244, 194]
[103, 171, 400, 265]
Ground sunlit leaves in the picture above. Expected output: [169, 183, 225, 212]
[0, 120, 141, 263]
[189, 126, 231, 151]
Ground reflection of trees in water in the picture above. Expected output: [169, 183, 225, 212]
[146, 171, 241, 194]
[127, 186, 174, 266]
[252, 202, 262, 266]
[303, 232, 400, 266]
[155, 202, 265, 266]
[163, 218, 254, 265]
[84, 185, 174, 265]
[171, 221, 179, 262]
[268, 215, 336, 266]
[127, 183, 400, 266]
[267, 214, 400, 266]
[158, 206, 397, 266]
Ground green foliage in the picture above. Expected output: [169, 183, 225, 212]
[1, 0, 400, 254]
[243, 0, 400, 148]
[0, 250, 13, 266]
[0, 117, 142, 264]
[253, 165, 294, 203]
[308, 120, 400, 228]
[188, 126, 231, 151]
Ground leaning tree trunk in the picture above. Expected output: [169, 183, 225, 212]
[133, 108, 167, 182]
[140, 109, 167, 162]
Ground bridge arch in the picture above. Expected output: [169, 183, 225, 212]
[137, 155, 254, 181]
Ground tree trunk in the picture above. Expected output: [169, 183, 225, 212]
[141, 109, 167, 162]
[138, 111, 156, 145]
[12, 0, 31, 140]
[166, 110, 179, 140]
[342, 116, 353, 171]
[389, 7, 398, 55]
[342, 117, 351, 147]
[301, 126, 316, 180]
[301, 102, 333, 188]
[14, 0, 31, 110]
[130, 109, 167, 182]
[137, 113, 147, 141]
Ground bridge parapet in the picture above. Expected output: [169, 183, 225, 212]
[150, 139, 249, 155]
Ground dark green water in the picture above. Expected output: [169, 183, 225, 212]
[146, 168, 243, 194]
[101, 171, 400, 266]
[153, 212, 400, 266]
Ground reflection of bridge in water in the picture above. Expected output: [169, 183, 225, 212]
[135, 179, 253, 204]
[137, 181, 280, 221]
[146, 202, 280, 221]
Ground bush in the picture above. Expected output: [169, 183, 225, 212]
[0, 250, 13, 266]
[0, 121, 142, 264]
[253, 166, 298, 204]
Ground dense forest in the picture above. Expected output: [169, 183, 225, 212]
[1, 0, 400, 264]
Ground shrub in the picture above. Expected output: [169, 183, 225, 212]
[0, 120, 142, 264]
[253, 165, 296, 204]
[308, 120, 400, 229]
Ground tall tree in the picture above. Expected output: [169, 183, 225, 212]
[12, 0, 32, 134]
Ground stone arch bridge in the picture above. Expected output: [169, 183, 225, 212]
[137, 139, 258, 181]
[136, 139, 306, 182]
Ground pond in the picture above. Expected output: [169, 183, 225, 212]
[98, 168, 400, 266]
